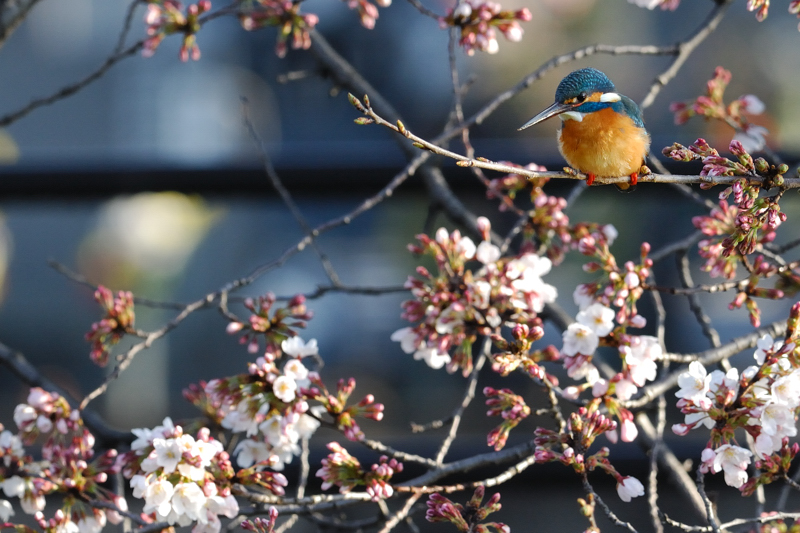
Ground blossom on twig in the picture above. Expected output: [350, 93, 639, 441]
[439, 0, 531, 55]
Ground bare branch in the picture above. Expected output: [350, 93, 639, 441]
[639, 0, 733, 110]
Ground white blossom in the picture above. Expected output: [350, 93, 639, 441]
[20, 493, 45, 515]
[153, 438, 182, 474]
[391, 327, 423, 354]
[77, 513, 106, 533]
[0, 499, 13, 521]
[283, 359, 310, 388]
[1, 476, 24, 498]
[616, 476, 645, 502]
[143, 478, 175, 517]
[576, 303, 615, 336]
[475, 241, 501, 264]
[272, 375, 298, 403]
[561, 323, 598, 356]
[573, 284, 594, 310]
[233, 439, 271, 468]
[675, 361, 711, 403]
[455, 236, 476, 259]
[281, 337, 319, 358]
[413, 347, 451, 369]
[171, 482, 207, 523]
[713, 444, 752, 488]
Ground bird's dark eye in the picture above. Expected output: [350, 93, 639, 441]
[576, 91, 588, 103]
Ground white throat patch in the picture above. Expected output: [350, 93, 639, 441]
[559, 111, 585, 122]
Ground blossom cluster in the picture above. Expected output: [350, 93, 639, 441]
[489, 322, 558, 383]
[672, 308, 800, 492]
[4, 388, 124, 533]
[426, 486, 508, 533]
[670, 67, 768, 152]
[203, 336, 321, 470]
[572, 230, 649, 328]
[85, 285, 135, 367]
[392, 217, 557, 376]
[242, 507, 279, 533]
[533, 408, 645, 503]
[486, 164, 615, 266]
[119, 417, 241, 532]
[315, 442, 402, 501]
[694, 175, 785, 264]
[484, 387, 530, 451]
[143, 0, 211, 61]
[341, 0, 392, 29]
[226, 293, 313, 360]
[689, 174, 788, 325]
[630, 0, 800, 30]
[439, 0, 531, 55]
[560, 300, 660, 442]
[304, 375, 384, 441]
[238, 0, 389, 57]
[237, 0, 319, 58]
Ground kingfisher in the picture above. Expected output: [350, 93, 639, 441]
[518, 67, 650, 189]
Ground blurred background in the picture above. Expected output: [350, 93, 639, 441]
[1, 0, 800, 530]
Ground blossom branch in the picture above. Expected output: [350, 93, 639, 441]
[351, 95, 800, 188]
[115, 0, 144, 54]
[48, 259, 187, 310]
[310, 31, 489, 240]
[400, 440, 537, 488]
[624, 318, 788, 409]
[0, 341, 131, 443]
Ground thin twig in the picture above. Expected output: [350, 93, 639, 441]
[49, 260, 187, 310]
[353, 100, 800, 189]
[677, 250, 721, 349]
[581, 474, 639, 533]
[376, 492, 423, 533]
[695, 468, 721, 533]
[115, 0, 142, 54]
[639, 0, 733, 110]
[242, 98, 343, 287]
[0, 0, 44, 51]
[0, 41, 144, 128]
[435, 342, 488, 465]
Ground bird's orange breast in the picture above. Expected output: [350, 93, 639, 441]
[557, 107, 650, 177]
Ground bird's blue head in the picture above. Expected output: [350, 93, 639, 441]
[519, 67, 644, 130]
[554, 68, 615, 105]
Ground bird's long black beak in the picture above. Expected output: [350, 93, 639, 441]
[518, 102, 572, 131]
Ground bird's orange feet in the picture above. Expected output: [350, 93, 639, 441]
[586, 173, 596, 186]
[629, 172, 638, 186]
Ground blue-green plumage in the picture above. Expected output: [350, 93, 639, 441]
[518, 67, 650, 189]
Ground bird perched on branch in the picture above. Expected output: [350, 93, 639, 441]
[518, 67, 650, 190]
